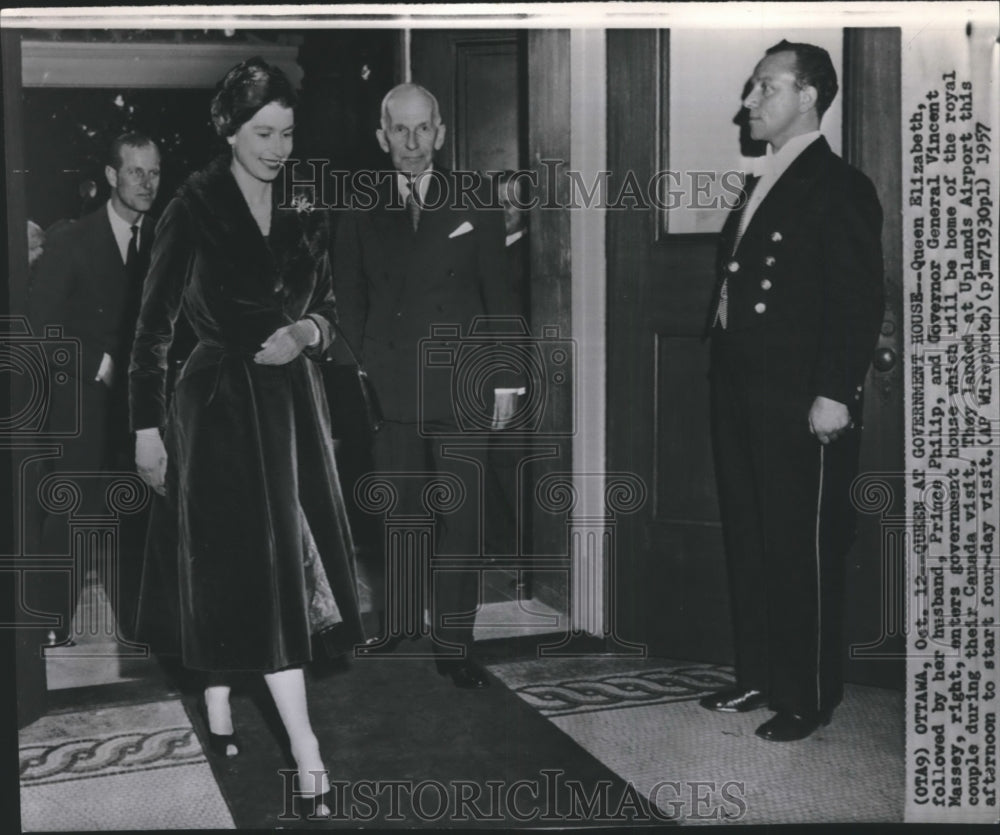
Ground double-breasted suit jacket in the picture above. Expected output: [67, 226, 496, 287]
[129, 156, 364, 672]
[708, 136, 885, 719]
[332, 171, 518, 424]
[331, 171, 517, 653]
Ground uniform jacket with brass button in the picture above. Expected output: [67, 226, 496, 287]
[707, 137, 884, 411]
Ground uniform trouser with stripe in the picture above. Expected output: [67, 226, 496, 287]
[710, 335, 860, 718]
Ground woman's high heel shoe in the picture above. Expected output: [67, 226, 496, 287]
[206, 728, 241, 759]
[291, 740, 330, 817]
[199, 702, 241, 759]
[302, 789, 332, 819]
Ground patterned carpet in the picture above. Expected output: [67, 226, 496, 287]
[19, 700, 233, 831]
[489, 655, 905, 825]
[20, 611, 905, 831]
[18, 652, 905, 829]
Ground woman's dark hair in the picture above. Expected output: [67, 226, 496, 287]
[210, 57, 298, 138]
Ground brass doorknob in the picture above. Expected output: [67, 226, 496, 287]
[872, 346, 896, 372]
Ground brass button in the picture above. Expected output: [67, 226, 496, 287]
[771, 231, 782, 242]
[727, 260, 740, 273]
[764, 256, 776, 267]
[760, 279, 772, 290]
[754, 302, 766, 314]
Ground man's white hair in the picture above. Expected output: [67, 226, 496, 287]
[380, 83, 442, 130]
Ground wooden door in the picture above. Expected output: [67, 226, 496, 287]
[607, 29, 904, 688]
[410, 30, 525, 173]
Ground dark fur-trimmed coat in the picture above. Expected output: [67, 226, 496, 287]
[128, 155, 363, 672]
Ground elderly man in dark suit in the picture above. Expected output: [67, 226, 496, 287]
[28, 132, 161, 646]
[700, 41, 884, 741]
[333, 83, 519, 688]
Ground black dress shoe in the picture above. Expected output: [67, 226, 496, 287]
[698, 686, 768, 713]
[755, 709, 832, 742]
[199, 702, 240, 759]
[303, 789, 332, 819]
[359, 633, 418, 654]
[436, 659, 490, 689]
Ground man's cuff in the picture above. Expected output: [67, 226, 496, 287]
[135, 427, 160, 439]
[95, 352, 113, 382]
[495, 387, 526, 396]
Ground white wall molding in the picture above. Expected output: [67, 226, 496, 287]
[569, 28, 607, 635]
[21, 40, 303, 88]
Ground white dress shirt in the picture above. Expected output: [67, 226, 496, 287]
[97, 203, 146, 384]
[717, 131, 824, 329]
[738, 130, 823, 240]
[106, 200, 145, 264]
[395, 167, 434, 204]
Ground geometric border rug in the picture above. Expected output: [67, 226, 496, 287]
[489, 656, 905, 825]
[19, 700, 234, 831]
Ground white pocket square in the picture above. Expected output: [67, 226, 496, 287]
[449, 221, 474, 238]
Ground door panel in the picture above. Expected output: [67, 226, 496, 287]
[608, 29, 904, 688]
[411, 30, 523, 173]
[455, 41, 520, 173]
[409, 30, 548, 607]
[607, 30, 728, 660]
[654, 334, 716, 523]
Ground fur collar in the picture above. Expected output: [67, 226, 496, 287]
[178, 155, 327, 261]
[174, 155, 329, 303]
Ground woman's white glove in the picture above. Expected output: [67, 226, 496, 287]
[135, 427, 167, 496]
[254, 318, 320, 366]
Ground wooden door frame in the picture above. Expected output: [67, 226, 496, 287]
[3, 29, 50, 730]
[842, 28, 905, 685]
[606, 28, 906, 682]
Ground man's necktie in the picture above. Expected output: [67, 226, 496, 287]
[126, 224, 140, 277]
[406, 192, 421, 232]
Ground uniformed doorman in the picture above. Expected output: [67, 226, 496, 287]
[700, 40, 885, 741]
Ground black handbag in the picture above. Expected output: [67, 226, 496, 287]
[321, 324, 384, 440]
